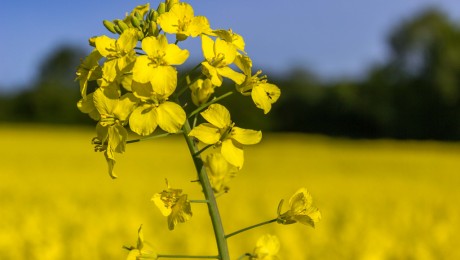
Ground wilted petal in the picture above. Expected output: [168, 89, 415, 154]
[167, 194, 192, 230]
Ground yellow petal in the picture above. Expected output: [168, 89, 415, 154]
[201, 103, 231, 129]
[77, 93, 100, 121]
[202, 62, 223, 86]
[252, 83, 281, 114]
[164, 44, 189, 65]
[102, 59, 119, 82]
[221, 139, 244, 169]
[131, 81, 154, 100]
[188, 123, 221, 144]
[217, 66, 245, 85]
[108, 124, 128, 154]
[150, 66, 177, 97]
[95, 35, 116, 57]
[230, 127, 262, 145]
[117, 28, 138, 53]
[152, 193, 172, 216]
[113, 93, 137, 121]
[289, 188, 312, 213]
[201, 35, 215, 63]
[129, 104, 158, 136]
[215, 38, 237, 65]
[156, 101, 186, 133]
[157, 11, 179, 34]
[167, 194, 192, 230]
[92, 87, 119, 115]
[188, 16, 211, 37]
[141, 35, 167, 57]
[133, 56, 156, 83]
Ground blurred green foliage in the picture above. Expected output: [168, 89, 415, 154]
[1, 8, 460, 140]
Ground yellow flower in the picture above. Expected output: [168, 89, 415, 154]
[133, 34, 189, 96]
[157, 2, 211, 41]
[189, 104, 261, 169]
[75, 49, 102, 97]
[251, 234, 280, 260]
[151, 180, 192, 230]
[94, 28, 138, 84]
[91, 86, 138, 178]
[189, 78, 215, 106]
[128, 81, 186, 136]
[204, 152, 238, 194]
[277, 188, 321, 227]
[235, 55, 281, 114]
[125, 225, 158, 260]
[212, 29, 245, 53]
[201, 35, 245, 86]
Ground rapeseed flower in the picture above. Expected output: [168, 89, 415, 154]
[277, 188, 321, 228]
[204, 152, 238, 194]
[189, 104, 261, 168]
[152, 180, 192, 230]
[235, 55, 280, 114]
[91, 86, 137, 178]
[201, 35, 245, 86]
[94, 28, 138, 84]
[75, 49, 102, 97]
[133, 34, 189, 96]
[251, 234, 280, 260]
[157, 2, 211, 41]
[189, 78, 215, 106]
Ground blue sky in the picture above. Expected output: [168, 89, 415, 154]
[1, 0, 459, 92]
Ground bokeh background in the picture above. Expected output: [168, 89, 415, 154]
[1, 0, 460, 259]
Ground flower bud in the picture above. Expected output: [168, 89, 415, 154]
[190, 79, 215, 106]
[166, 0, 179, 11]
[115, 19, 129, 32]
[103, 20, 117, 34]
[88, 37, 97, 47]
[134, 11, 143, 21]
[157, 2, 166, 15]
[130, 16, 141, 29]
[148, 21, 159, 36]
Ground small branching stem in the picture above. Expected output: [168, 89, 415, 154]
[225, 218, 278, 239]
[127, 132, 181, 144]
[188, 92, 234, 119]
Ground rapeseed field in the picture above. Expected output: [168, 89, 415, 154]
[0, 124, 459, 259]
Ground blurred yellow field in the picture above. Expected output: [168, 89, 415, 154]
[0, 124, 459, 259]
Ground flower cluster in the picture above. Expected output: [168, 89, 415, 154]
[76, 0, 280, 180]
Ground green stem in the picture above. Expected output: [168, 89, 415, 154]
[188, 92, 234, 119]
[127, 132, 181, 144]
[157, 254, 218, 259]
[181, 119, 230, 260]
[194, 144, 213, 157]
[225, 218, 278, 239]
[190, 199, 208, 203]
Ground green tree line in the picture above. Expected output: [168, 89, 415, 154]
[1, 8, 460, 140]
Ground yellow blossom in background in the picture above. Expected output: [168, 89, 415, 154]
[94, 29, 138, 85]
[133, 34, 189, 96]
[125, 225, 158, 260]
[189, 104, 262, 169]
[235, 55, 281, 114]
[277, 188, 321, 227]
[204, 152, 238, 194]
[75, 49, 102, 97]
[251, 234, 280, 260]
[152, 180, 192, 230]
[201, 35, 245, 86]
[157, 2, 211, 41]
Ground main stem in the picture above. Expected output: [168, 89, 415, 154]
[182, 120, 230, 260]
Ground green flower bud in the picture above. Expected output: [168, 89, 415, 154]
[115, 19, 129, 32]
[103, 20, 117, 34]
[166, 0, 179, 11]
[131, 16, 141, 29]
[114, 24, 123, 34]
[157, 2, 166, 15]
[134, 11, 143, 21]
[148, 21, 159, 36]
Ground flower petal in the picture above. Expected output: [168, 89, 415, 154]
[150, 66, 177, 97]
[230, 127, 262, 145]
[201, 35, 215, 62]
[217, 66, 245, 85]
[133, 56, 156, 83]
[221, 139, 244, 169]
[156, 101, 186, 133]
[129, 104, 158, 136]
[164, 44, 190, 65]
[252, 83, 281, 114]
[201, 103, 231, 129]
[167, 194, 192, 230]
[94, 35, 116, 57]
[188, 123, 221, 144]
